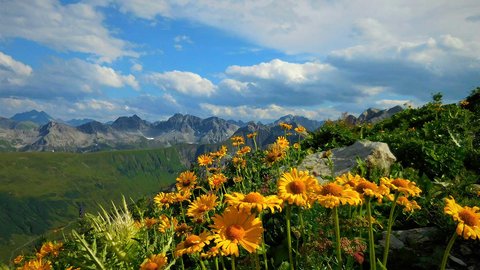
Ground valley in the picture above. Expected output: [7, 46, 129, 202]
[0, 148, 186, 261]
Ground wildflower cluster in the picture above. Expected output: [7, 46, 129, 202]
[13, 121, 477, 270]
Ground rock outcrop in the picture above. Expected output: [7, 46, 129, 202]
[298, 140, 396, 183]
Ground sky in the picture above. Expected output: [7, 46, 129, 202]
[0, 0, 479, 123]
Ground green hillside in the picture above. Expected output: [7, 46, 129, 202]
[0, 148, 186, 262]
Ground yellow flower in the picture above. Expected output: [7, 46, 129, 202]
[175, 232, 213, 257]
[335, 173, 364, 187]
[20, 258, 52, 270]
[143, 217, 158, 229]
[247, 132, 257, 139]
[380, 177, 422, 197]
[37, 241, 63, 258]
[210, 145, 228, 159]
[200, 246, 225, 259]
[173, 190, 191, 203]
[153, 192, 175, 209]
[277, 168, 318, 207]
[198, 154, 213, 167]
[187, 193, 218, 220]
[279, 122, 293, 130]
[225, 192, 283, 213]
[209, 173, 228, 190]
[237, 146, 251, 156]
[140, 253, 168, 270]
[293, 143, 300, 149]
[338, 174, 390, 203]
[232, 157, 246, 168]
[210, 207, 263, 256]
[265, 143, 285, 164]
[158, 215, 177, 233]
[176, 171, 197, 192]
[276, 136, 290, 150]
[13, 255, 24, 265]
[444, 196, 480, 240]
[316, 183, 362, 208]
[294, 125, 307, 134]
[231, 136, 245, 147]
[175, 223, 192, 236]
[396, 196, 421, 213]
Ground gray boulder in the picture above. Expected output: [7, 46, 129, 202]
[298, 140, 396, 183]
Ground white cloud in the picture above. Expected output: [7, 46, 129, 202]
[146, 70, 216, 96]
[0, 51, 32, 87]
[0, 0, 137, 62]
[131, 63, 143, 72]
[173, 35, 193, 51]
[111, 1, 480, 57]
[200, 103, 339, 121]
[74, 99, 119, 111]
[116, 0, 171, 20]
[218, 79, 251, 93]
[226, 59, 334, 84]
[375, 99, 412, 108]
[0, 58, 139, 99]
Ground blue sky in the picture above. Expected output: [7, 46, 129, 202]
[1, 0, 479, 122]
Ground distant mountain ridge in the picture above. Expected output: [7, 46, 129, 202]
[0, 107, 402, 152]
[344, 106, 404, 125]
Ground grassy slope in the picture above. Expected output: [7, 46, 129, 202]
[0, 148, 186, 262]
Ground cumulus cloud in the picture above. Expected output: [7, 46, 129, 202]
[146, 70, 216, 96]
[0, 51, 32, 87]
[0, 57, 139, 99]
[0, 0, 137, 62]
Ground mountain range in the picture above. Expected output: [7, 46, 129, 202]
[0, 107, 401, 152]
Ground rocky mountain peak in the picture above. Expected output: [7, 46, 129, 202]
[111, 115, 150, 131]
[11, 110, 55, 125]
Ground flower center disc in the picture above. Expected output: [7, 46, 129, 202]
[144, 262, 158, 270]
[289, 180, 306, 194]
[391, 179, 409, 188]
[184, 235, 201, 247]
[355, 181, 377, 194]
[244, 192, 264, 203]
[321, 183, 343, 196]
[459, 209, 478, 226]
[160, 198, 169, 204]
[226, 224, 246, 241]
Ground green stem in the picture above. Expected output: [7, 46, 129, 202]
[199, 259, 207, 270]
[286, 205, 295, 270]
[231, 255, 236, 270]
[254, 253, 261, 270]
[440, 231, 458, 270]
[382, 192, 400, 266]
[215, 257, 219, 270]
[333, 206, 342, 269]
[366, 199, 376, 270]
[262, 227, 269, 270]
[220, 256, 226, 270]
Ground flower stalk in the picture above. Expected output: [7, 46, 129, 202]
[440, 231, 457, 270]
[382, 192, 399, 266]
[333, 206, 342, 269]
[366, 198, 376, 270]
